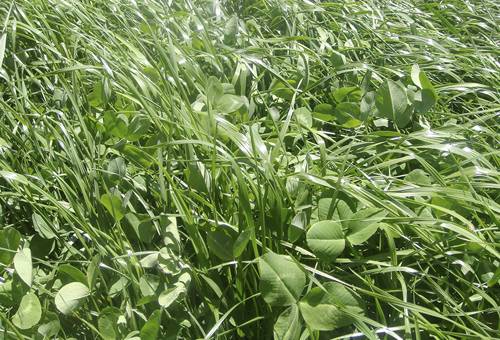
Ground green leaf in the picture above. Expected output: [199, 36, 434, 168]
[299, 282, 364, 331]
[0, 227, 21, 265]
[109, 277, 129, 298]
[411, 64, 437, 113]
[271, 80, 296, 100]
[335, 102, 362, 127]
[88, 82, 104, 108]
[100, 193, 126, 221]
[289, 212, 306, 243]
[58, 264, 88, 285]
[417, 81, 437, 114]
[259, 252, 306, 306]
[143, 66, 160, 83]
[360, 91, 377, 120]
[273, 305, 301, 340]
[411, 64, 422, 88]
[104, 111, 128, 138]
[405, 169, 432, 186]
[127, 115, 151, 141]
[346, 208, 387, 245]
[295, 107, 312, 129]
[13, 248, 32, 287]
[233, 228, 253, 258]
[158, 248, 178, 275]
[107, 157, 127, 185]
[317, 198, 352, 225]
[162, 215, 180, 253]
[32, 212, 56, 239]
[299, 285, 363, 330]
[87, 254, 101, 290]
[12, 293, 42, 330]
[126, 213, 157, 243]
[331, 51, 346, 67]
[224, 15, 238, 44]
[306, 221, 345, 261]
[29, 234, 53, 261]
[119, 143, 154, 167]
[98, 307, 121, 340]
[313, 103, 334, 115]
[55, 282, 90, 315]
[158, 284, 185, 309]
[207, 228, 236, 261]
[333, 87, 361, 103]
[415, 89, 436, 114]
[216, 94, 247, 113]
[206, 76, 223, 105]
[37, 311, 60, 338]
[313, 103, 335, 122]
[140, 310, 161, 340]
[139, 274, 160, 297]
[375, 79, 411, 128]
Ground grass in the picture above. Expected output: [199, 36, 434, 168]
[0, 0, 499, 339]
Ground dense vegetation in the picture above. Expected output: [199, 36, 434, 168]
[0, 0, 499, 339]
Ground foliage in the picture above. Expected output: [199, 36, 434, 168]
[0, 0, 499, 339]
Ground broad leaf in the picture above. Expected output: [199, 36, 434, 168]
[207, 228, 236, 261]
[98, 306, 121, 340]
[119, 143, 154, 168]
[158, 284, 185, 309]
[306, 221, 345, 261]
[104, 111, 128, 138]
[216, 94, 247, 113]
[32, 213, 56, 239]
[259, 252, 306, 306]
[233, 228, 253, 258]
[313, 103, 335, 122]
[405, 169, 432, 186]
[313, 103, 334, 115]
[0, 227, 21, 265]
[346, 208, 387, 245]
[37, 311, 60, 338]
[317, 198, 353, 224]
[12, 293, 42, 330]
[335, 102, 362, 127]
[140, 310, 161, 340]
[100, 193, 126, 221]
[274, 305, 301, 340]
[127, 115, 151, 141]
[271, 80, 296, 100]
[58, 264, 88, 285]
[333, 87, 361, 103]
[299, 282, 363, 331]
[87, 254, 101, 290]
[14, 248, 32, 287]
[126, 213, 157, 243]
[206, 76, 223, 105]
[139, 274, 160, 297]
[109, 277, 129, 298]
[107, 157, 126, 184]
[376, 79, 411, 128]
[55, 282, 90, 315]
[360, 91, 377, 120]
[295, 107, 312, 129]
[224, 15, 238, 44]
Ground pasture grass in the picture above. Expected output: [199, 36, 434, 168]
[0, 0, 499, 339]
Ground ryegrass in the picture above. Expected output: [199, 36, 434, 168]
[0, 0, 499, 339]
